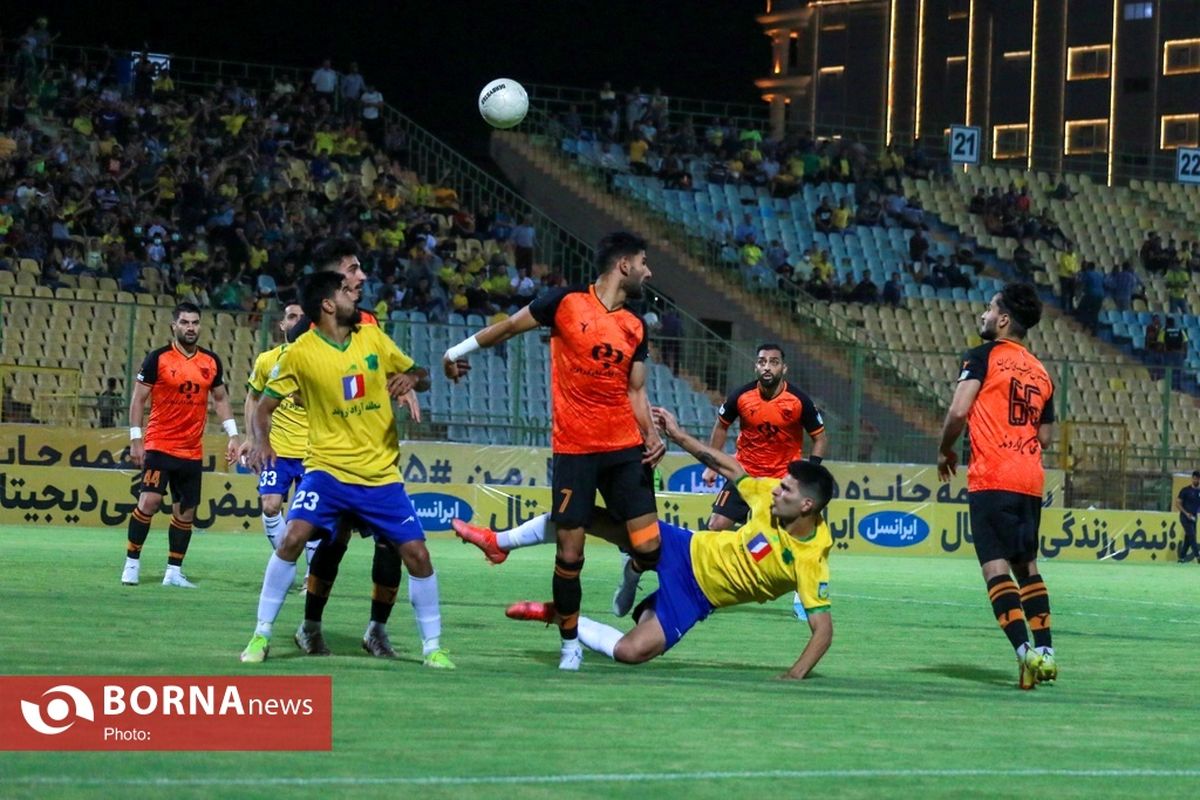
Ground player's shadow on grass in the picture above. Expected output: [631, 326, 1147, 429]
[912, 663, 1011, 686]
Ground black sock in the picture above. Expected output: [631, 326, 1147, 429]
[370, 543, 403, 625]
[631, 544, 661, 573]
[126, 508, 152, 559]
[1018, 574, 1052, 649]
[304, 537, 348, 623]
[552, 556, 584, 640]
[166, 516, 192, 567]
[987, 575, 1029, 652]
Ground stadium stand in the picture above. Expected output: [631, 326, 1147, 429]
[0, 44, 729, 443]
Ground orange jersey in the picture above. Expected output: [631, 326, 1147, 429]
[529, 285, 648, 454]
[137, 342, 226, 460]
[959, 339, 1055, 496]
[718, 381, 824, 478]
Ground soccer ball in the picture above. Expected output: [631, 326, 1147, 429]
[478, 78, 528, 129]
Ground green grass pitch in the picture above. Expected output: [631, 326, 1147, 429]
[1, 527, 1198, 799]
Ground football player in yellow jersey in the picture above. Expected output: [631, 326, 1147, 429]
[243, 302, 308, 552]
[454, 406, 835, 679]
[240, 271, 454, 669]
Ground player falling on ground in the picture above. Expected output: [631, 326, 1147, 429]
[454, 406, 835, 678]
[442, 231, 666, 671]
[613, 343, 829, 618]
[937, 282, 1058, 690]
[121, 303, 241, 588]
[283, 239, 412, 658]
[240, 271, 451, 668]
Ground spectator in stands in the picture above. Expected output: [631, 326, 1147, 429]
[1144, 313, 1163, 352]
[1107, 262, 1141, 311]
[1012, 240, 1034, 280]
[311, 58, 337, 99]
[1165, 259, 1190, 315]
[340, 61, 365, 115]
[1057, 245, 1080, 313]
[360, 83, 384, 146]
[909, 226, 930, 264]
[733, 212, 759, 245]
[1076, 261, 1105, 333]
[1038, 208, 1069, 250]
[628, 133, 651, 176]
[882, 271, 904, 308]
[1141, 232, 1168, 275]
[855, 192, 883, 226]
[97, 378, 122, 428]
[739, 233, 764, 269]
[1049, 175, 1075, 201]
[968, 188, 987, 215]
[1161, 317, 1188, 389]
[849, 272, 878, 304]
[831, 198, 852, 231]
[511, 215, 536, 272]
[899, 196, 924, 229]
[957, 242, 983, 275]
[812, 197, 834, 233]
[942, 256, 972, 290]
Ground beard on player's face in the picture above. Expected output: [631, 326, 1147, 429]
[175, 329, 199, 346]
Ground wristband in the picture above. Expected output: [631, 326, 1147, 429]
[130, 426, 143, 440]
[222, 419, 239, 437]
[445, 335, 480, 362]
[808, 455, 823, 465]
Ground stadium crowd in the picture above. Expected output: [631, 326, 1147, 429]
[0, 35, 558, 326]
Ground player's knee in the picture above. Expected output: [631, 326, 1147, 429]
[261, 495, 283, 516]
[613, 638, 655, 664]
[278, 525, 312, 561]
[138, 494, 163, 515]
[398, 541, 432, 577]
[555, 536, 585, 563]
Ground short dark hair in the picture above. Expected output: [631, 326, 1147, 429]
[300, 270, 344, 323]
[313, 238, 360, 273]
[996, 283, 1042, 337]
[1192, 470, 1200, 478]
[172, 302, 201, 321]
[756, 343, 785, 360]
[787, 460, 834, 513]
[596, 231, 647, 274]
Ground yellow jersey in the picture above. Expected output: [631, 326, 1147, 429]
[247, 344, 309, 459]
[264, 326, 415, 486]
[690, 477, 832, 614]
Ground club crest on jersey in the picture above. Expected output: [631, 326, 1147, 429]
[747, 533, 772, 562]
[342, 374, 365, 400]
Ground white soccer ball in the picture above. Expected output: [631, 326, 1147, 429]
[478, 78, 528, 129]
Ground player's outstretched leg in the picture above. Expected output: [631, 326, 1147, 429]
[452, 514, 560, 564]
[506, 602, 663, 665]
[241, 521, 315, 663]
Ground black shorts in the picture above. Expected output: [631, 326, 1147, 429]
[968, 490, 1042, 565]
[141, 450, 204, 510]
[710, 478, 751, 526]
[551, 445, 657, 529]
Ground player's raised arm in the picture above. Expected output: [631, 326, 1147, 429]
[443, 305, 541, 382]
[653, 406, 745, 484]
[780, 611, 833, 680]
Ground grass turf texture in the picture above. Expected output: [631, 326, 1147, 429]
[1, 527, 1198, 800]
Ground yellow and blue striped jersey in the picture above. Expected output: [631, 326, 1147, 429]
[247, 344, 309, 459]
[265, 326, 415, 486]
[690, 477, 832, 613]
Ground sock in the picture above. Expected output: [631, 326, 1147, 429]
[553, 556, 584, 640]
[126, 508, 152, 559]
[1018, 574, 1053, 650]
[166, 516, 193, 567]
[631, 544, 661, 574]
[497, 514, 557, 550]
[408, 572, 442, 655]
[986, 575, 1029, 652]
[304, 537, 347, 623]
[370, 543, 403, 625]
[577, 616, 622, 660]
[262, 512, 285, 549]
[254, 553, 297, 638]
